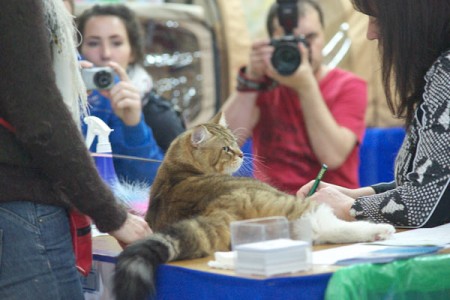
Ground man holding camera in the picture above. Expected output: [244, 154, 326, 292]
[222, 0, 367, 194]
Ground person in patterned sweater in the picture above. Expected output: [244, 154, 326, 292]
[298, 0, 450, 228]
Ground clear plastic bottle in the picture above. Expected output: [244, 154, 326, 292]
[84, 116, 118, 186]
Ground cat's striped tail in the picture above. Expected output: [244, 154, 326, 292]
[113, 233, 179, 300]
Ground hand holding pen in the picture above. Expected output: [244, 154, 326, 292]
[307, 164, 328, 197]
[297, 164, 357, 221]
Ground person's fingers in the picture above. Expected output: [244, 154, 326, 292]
[117, 240, 127, 249]
[251, 38, 271, 50]
[264, 58, 283, 82]
[107, 61, 130, 82]
[109, 90, 141, 113]
[79, 60, 93, 69]
[129, 213, 153, 236]
[109, 81, 139, 100]
[298, 43, 310, 66]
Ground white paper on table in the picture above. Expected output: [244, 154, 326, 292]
[313, 223, 450, 265]
[312, 244, 388, 265]
[369, 223, 450, 247]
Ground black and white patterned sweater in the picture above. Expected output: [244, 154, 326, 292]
[352, 50, 450, 228]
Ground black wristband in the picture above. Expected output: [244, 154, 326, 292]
[371, 181, 396, 194]
[236, 66, 277, 92]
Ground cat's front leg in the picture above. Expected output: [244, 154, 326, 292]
[300, 204, 395, 244]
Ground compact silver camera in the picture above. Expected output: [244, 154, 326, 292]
[81, 67, 115, 90]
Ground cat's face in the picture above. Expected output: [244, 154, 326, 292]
[189, 113, 243, 175]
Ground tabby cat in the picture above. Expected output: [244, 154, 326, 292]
[113, 112, 395, 300]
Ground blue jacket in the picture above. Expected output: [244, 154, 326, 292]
[82, 90, 163, 184]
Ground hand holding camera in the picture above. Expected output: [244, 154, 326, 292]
[81, 66, 115, 90]
[82, 61, 142, 126]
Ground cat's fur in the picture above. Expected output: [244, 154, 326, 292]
[113, 113, 395, 300]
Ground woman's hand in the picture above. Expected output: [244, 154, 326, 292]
[100, 61, 142, 126]
[109, 212, 153, 247]
[298, 180, 376, 199]
[306, 186, 356, 221]
[79, 60, 94, 69]
[79, 60, 94, 96]
[297, 180, 349, 198]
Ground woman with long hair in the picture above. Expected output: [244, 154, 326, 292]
[298, 0, 450, 228]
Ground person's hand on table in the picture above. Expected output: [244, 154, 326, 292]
[297, 181, 355, 222]
[298, 180, 374, 199]
[109, 212, 153, 248]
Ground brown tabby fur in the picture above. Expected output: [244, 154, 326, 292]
[146, 112, 314, 253]
[113, 112, 394, 300]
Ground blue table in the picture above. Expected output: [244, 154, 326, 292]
[85, 236, 336, 300]
[155, 258, 333, 300]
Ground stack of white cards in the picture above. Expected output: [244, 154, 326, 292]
[235, 238, 311, 276]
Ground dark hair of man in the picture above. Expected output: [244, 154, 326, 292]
[77, 4, 145, 65]
[266, 0, 325, 37]
[352, 0, 450, 126]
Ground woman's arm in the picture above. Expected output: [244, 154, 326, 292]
[352, 53, 450, 228]
[0, 1, 127, 232]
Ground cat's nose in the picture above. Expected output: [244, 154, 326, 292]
[238, 151, 243, 158]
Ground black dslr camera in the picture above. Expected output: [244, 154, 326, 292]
[271, 0, 309, 76]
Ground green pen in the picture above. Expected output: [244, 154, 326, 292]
[307, 164, 328, 197]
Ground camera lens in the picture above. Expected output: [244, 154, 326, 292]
[94, 70, 113, 89]
[271, 43, 301, 76]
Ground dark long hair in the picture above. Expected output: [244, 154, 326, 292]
[352, 0, 450, 125]
[77, 4, 145, 65]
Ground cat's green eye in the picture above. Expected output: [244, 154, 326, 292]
[222, 146, 230, 152]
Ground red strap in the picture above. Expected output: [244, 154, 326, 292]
[0, 118, 16, 133]
[69, 210, 93, 277]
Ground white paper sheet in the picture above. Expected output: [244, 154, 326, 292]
[369, 223, 450, 246]
[312, 244, 387, 265]
[312, 223, 450, 265]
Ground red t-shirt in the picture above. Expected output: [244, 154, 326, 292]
[253, 68, 367, 194]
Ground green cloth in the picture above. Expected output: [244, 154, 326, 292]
[325, 254, 450, 300]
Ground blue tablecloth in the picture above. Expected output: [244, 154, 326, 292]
[155, 264, 333, 300]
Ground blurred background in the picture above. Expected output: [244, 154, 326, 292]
[75, 0, 405, 186]
[75, 0, 402, 128]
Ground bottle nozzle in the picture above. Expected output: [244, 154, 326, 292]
[84, 116, 114, 153]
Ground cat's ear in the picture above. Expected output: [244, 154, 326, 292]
[210, 111, 228, 128]
[191, 125, 211, 147]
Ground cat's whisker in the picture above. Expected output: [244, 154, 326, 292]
[242, 153, 267, 169]
[234, 161, 254, 177]
[233, 152, 269, 178]
[244, 153, 274, 181]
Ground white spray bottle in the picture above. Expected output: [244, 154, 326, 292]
[84, 116, 118, 186]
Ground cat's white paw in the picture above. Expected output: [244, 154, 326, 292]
[371, 224, 396, 241]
